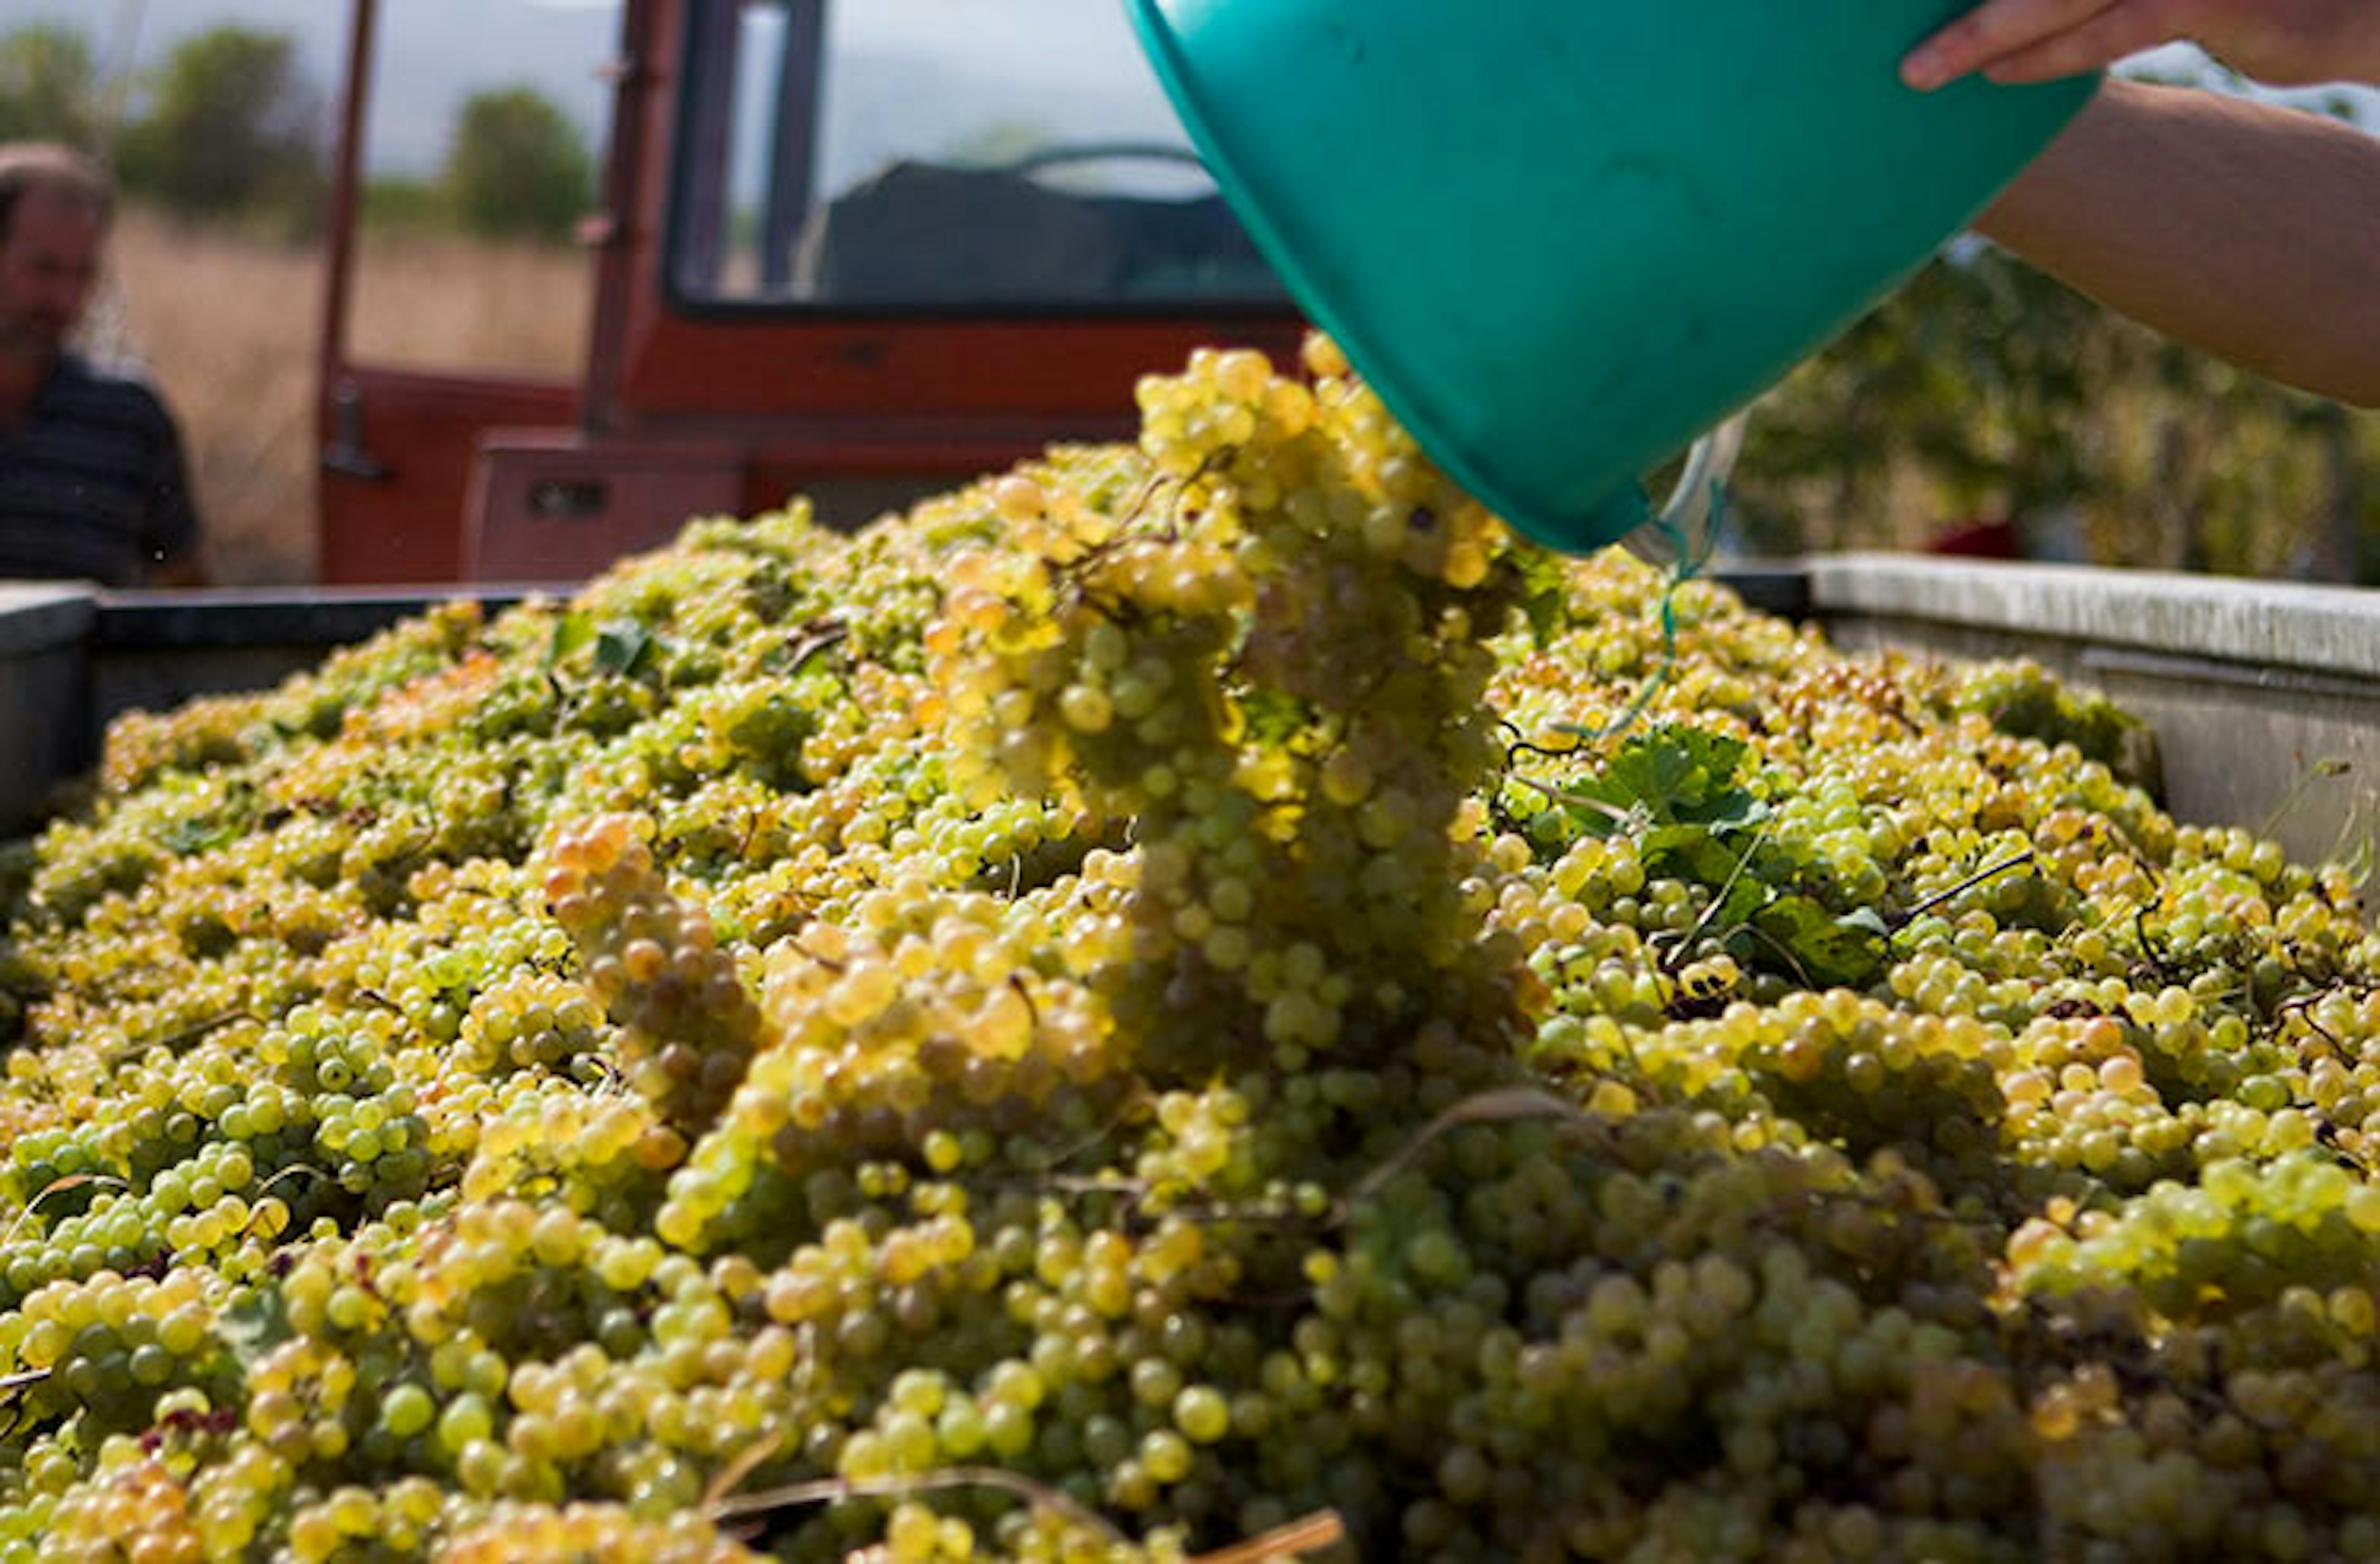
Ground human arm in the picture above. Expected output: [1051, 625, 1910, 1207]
[1902, 0, 2380, 90]
[1966, 79, 2380, 406]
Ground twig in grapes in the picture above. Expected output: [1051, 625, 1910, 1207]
[2, 1174, 130, 1247]
[784, 618, 848, 675]
[1188, 1509, 1347, 1563]
[0, 1366, 50, 1438]
[706, 1465, 1128, 1545]
[1039, 1172, 1147, 1202]
[793, 934, 847, 975]
[1501, 721, 1587, 765]
[254, 1164, 332, 1200]
[1895, 850, 2037, 929]
[1031, 1087, 1149, 1175]
[1656, 822, 1771, 977]
[151, 1009, 258, 1053]
[2129, 907, 2173, 982]
[700, 1428, 787, 1511]
[245, 1164, 333, 1241]
[2276, 994, 2350, 1063]
[2257, 756, 2351, 845]
[1733, 922, 1817, 993]
[1331, 1087, 1609, 1226]
[1505, 775, 1634, 828]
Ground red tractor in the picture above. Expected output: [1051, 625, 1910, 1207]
[314, 0, 1301, 584]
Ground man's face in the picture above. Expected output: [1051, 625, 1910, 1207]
[0, 185, 105, 359]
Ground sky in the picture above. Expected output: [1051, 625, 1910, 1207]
[3, 0, 1171, 182]
[11, 0, 620, 172]
[6, 4, 2369, 188]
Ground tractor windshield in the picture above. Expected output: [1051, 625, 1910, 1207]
[667, 0, 1288, 310]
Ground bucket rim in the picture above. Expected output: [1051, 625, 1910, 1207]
[1122, 0, 1602, 548]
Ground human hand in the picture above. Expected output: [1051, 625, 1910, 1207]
[1901, 1, 2380, 92]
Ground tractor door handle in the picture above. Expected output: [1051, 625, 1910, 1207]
[320, 384, 392, 482]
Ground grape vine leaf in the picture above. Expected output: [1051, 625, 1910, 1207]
[1838, 907, 1893, 939]
[161, 816, 240, 858]
[1557, 726, 1766, 838]
[1238, 688, 1313, 750]
[594, 619, 658, 677]
[545, 610, 595, 669]
[1747, 895, 1887, 988]
[1512, 548, 1572, 647]
[218, 1287, 294, 1372]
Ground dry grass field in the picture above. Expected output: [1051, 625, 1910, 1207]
[94, 208, 593, 584]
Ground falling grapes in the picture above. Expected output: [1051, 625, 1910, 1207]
[0, 338, 2376, 1562]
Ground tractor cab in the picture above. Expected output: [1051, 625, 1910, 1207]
[316, 0, 1298, 584]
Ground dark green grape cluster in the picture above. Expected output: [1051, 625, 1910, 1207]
[4, 337, 2380, 1563]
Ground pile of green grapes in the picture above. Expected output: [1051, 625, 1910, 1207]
[4, 338, 2380, 1563]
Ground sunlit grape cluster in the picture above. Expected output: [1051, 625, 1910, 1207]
[2, 336, 2380, 1562]
[543, 813, 761, 1138]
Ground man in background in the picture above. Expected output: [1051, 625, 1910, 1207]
[0, 142, 206, 587]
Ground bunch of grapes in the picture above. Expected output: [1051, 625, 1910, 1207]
[2, 336, 2380, 1562]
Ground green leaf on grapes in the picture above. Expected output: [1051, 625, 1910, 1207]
[726, 690, 815, 758]
[217, 1288, 293, 1371]
[1513, 547, 1571, 647]
[1714, 868, 1772, 931]
[1641, 823, 1747, 888]
[1750, 894, 1886, 988]
[1559, 726, 1765, 839]
[1838, 907, 1893, 939]
[594, 619, 658, 678]
[546, 610, 595, 669]
[160, 816, 239, 858]
[1240, 688, 1313, 750]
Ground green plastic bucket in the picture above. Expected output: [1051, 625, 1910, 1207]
[1127, 0, 2097, 552]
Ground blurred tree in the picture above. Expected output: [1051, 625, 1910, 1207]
[115, 26, 324, 230]
[360, 174, 448, 235]
[0, 23, 102, 151]
[444, 86, 591, 244]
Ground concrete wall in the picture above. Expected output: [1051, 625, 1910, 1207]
[2, 561, 2378, 877]
[0, 586, 514, 838]
[1810, 555, 2380, 877]
[0, 586, 97, 836]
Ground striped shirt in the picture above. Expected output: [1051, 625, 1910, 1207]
[0, 353, 200, 587]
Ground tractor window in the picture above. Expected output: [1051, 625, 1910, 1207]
[344, 1, 616, 376]
[669, 0, 1288, 310]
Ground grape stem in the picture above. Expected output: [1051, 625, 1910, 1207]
[1330, 1087, 1609, 1226]
[1654, 822, 1774, 977]
[149, 1009, 258, 1053]
[1504, 773, 1634, 828]
[1893, 850, 2037, 931]
[1035, 1172, 1310, 1231]
[1, 1174, 130, 1247]
[783, 618, 848, 674]
[1733, 923, 1817, 991]
[243, 1164, 333, 1243]
[699, 1428, 787, 1511]
[2276, 993, 2349, 1061]
[1187, 1510, 1348, 1563]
